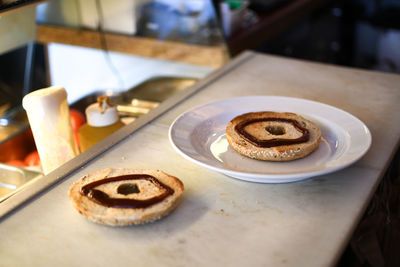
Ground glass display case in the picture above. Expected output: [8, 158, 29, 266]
[0, 0, 228, 202]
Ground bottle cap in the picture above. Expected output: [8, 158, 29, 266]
[86, 96, 119, 127]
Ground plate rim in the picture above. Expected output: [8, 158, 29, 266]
[168, 95, 372, 183]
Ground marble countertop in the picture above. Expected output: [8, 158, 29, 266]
[1, 51, 400, 266]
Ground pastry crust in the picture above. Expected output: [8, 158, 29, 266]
[68, 168, 184, 226]
[226, 111, 321, 161]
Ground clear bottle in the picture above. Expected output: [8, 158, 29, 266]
[78, 96, 124, 152]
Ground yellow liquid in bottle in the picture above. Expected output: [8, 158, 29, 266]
[78, 121, 125, 152]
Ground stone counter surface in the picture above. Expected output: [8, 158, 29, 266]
[1, 52, 400, 266]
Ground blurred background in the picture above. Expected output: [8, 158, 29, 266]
[1, 0, 399, 110]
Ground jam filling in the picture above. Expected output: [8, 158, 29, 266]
[235, 118, 309, 148]
[80, 174, 174, 208]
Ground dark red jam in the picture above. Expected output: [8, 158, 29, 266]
[235, 118, 309, 148]
[80, 174, 174, 209]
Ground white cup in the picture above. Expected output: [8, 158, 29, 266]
[22, 86, 79, 174]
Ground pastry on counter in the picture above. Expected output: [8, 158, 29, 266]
[69, 168, 184, 226]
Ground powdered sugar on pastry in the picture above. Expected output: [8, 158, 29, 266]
[68, 168, 184, 226]
[226, 111, 321, 161]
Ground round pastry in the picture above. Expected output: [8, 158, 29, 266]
[226, 111, 321, 161]
[68, 168, 184, 226]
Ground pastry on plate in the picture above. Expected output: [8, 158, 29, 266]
[226, 111, 321, 161]
[69, 168, 184, 226]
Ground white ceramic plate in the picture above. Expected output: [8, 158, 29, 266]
[168, 96, 371, 183]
